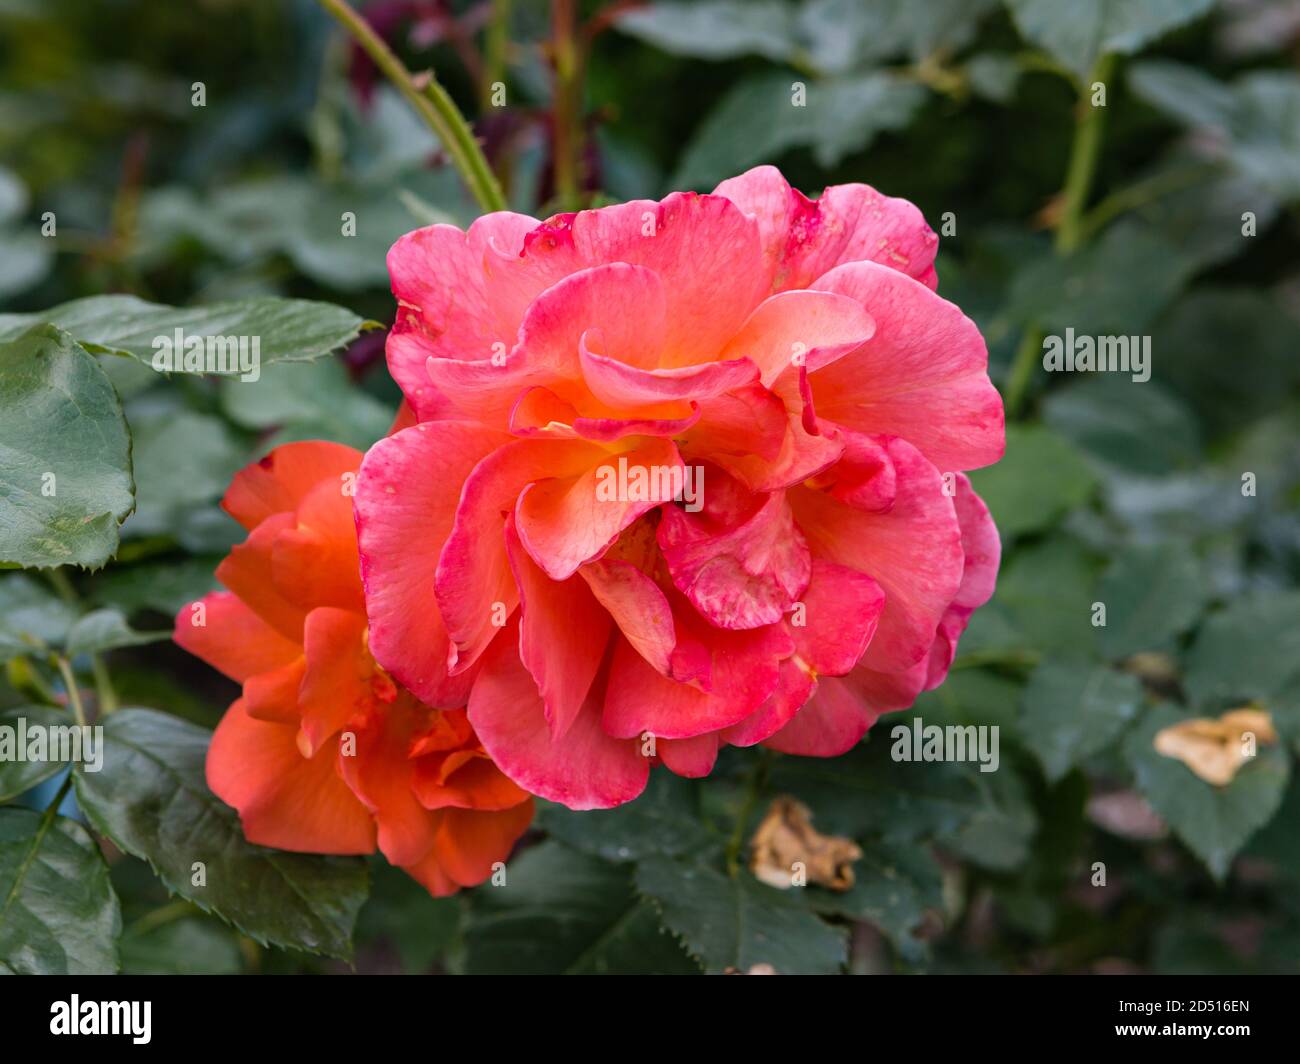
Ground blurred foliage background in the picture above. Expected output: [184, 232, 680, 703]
[2, 0, 1300, 974]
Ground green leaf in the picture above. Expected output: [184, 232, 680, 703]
[1126, 158, 1279, 271]
[1151, 290, 1300, 436]
[618, 0, 997, 73]
[0, 166, 27, 224]
[124, 410, 244, 539]
[355, 861, 461, 974]
[0, 573, 78, 660]
[73, 708, 369, 960]
[1125, 703, 1290, 881]
[219, 356, 392, 451]
[968, 424, 1097, 538]
[966, 53, 1022, 103]
[0, 806, 121, 974]
[672, 72, 924, 190]
[1183, 590, 1300, 708]
[463, 842, 699, 974]
[616, 1, 796, 62]
[1130, 62, 1300, 200]
[0, 705, 76, 800]
[0, 294, 376, 374]
[805, 841, 944, 964]
[1020, 662, 1143, 782]
[769, 737, 1037, 870]
[1042, 376, 1202, 478]
[0, 229, 54, 300]
[1009, 222, 1196, 336]
[64, 608, 170, 657]
[960, 536, 1100, 662]
[0, 325, 135, 569]
[941, 762, 1039, 870]
[914, 668, 1025, 737]
[136, 168, 466, 290]
[120, 916, 243, 975]
[636, 856, 847, 974]
[1094, 541, 1208, 658]
[800, 0, 998, 72]
[89, 556, 220, 618]
[1004, 0, 1215, 80]
[539, 772, 717, 863]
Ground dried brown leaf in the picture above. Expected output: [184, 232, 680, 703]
[749, 796, 861, 891]
[1153, 708, 1277, 786]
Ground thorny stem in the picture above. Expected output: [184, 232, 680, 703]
[1004, 52, 1115, 418]
[316, 0, 507, 214]
[725, 750, 774, 878]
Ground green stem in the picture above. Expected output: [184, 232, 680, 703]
[54, 657, 87, 727]
[45, 567, 76, 605]
[45, 566, 117, 714]
[1005, 54, 1114, 418]
[1078, 161, 1218, 243]
[1055, 53, 1115, 255]
[316, 0, 507, 214]
[550, 0, 583, 211]
[725, 751, 773, 878]
[482, 0, 511, 110]
[90, 654, 119, 715]
[1003, 324, 1043, 420]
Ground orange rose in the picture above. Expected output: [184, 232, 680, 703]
[175, 441, 532, 896]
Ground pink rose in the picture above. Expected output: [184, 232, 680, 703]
[355, 166, 1005, 809]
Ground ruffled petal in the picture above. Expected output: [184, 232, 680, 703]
[355, 421, 510, 705]
[788, 438, 964, 673]
[658, 733, 720, 777]
[578, 558, 676, 675]
[603, 620, 791, 739]
[467, 630, 648, 809]
[173, 591, 301, 683]
[505, 518, 611, 739]
[658, 486, 811, 630]
[714, 165, 939, 293]
[298, 606, 379, 756]
[718, 288, 874, 387]
[807, 261, 1004, 472]
[215, 513, 309, 640]
[221, 441, 361, 532]
[207, 699, 376, 855]
[427, 801, 534, 888]
[514, 437, 683, 580]
[435, 437, 603, 669]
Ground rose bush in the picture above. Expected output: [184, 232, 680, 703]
[354, 166, 1005, 810]
[174, 441, 533, 895]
